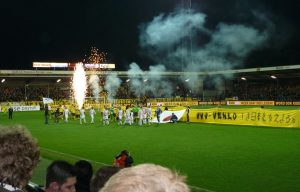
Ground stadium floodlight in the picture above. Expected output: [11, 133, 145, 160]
[270, 75, 277, 79]
[241, 77, 247, 81]
[185, 79, 190, 82]
[1, 78, 5, 83]
[126, 79, 130, 83]
[56, 79, 61, 83]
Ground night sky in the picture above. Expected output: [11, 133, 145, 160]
[1, 0, 299, 71]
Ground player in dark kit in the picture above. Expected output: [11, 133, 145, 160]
[45, 104, 49, 124]
[155, 106, 162, 124]
[8, 106, 13, 119]
[186, 106, 190, 123]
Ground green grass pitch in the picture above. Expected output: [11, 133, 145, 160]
[1, 109, 300, 192]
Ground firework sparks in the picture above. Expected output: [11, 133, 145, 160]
[84, 47, 107, 65]
[72, 63, 87, 109]
[85, 47, 108, 101]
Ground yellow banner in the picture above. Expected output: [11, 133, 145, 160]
[181, 108, 300, 128]
[198, 101, 226, 105]
[275, 101, 300, 106]
[149, 101, 198, 107]
[227, 101, 274, 106]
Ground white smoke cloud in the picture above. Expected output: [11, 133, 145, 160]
[127, 62, 144, 97]
[175, 23, 270, 73]
[139, 10, 207, 51]
[138, 8, 272, 94]
[104, 73, 122, 103]
[207, 23, 269, 58]
[88, 74, 102, 102]
[127, 63, 174, 98]
[146, 65, 174, 97]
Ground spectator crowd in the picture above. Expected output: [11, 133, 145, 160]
[225, 81, 300, 101]
[1, 79, 300, 102]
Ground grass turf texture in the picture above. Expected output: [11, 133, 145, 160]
[1, 109, 300, 192]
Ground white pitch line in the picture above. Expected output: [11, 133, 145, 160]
[40, 147, 215, 192]
[189, 186, 216, 192]
[40, 147, 110, 166]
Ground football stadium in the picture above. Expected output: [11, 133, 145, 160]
[1, 1, 300, 191]
[0, 64, 300, 192]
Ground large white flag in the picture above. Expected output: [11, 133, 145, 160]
[152, 109, 186, 123]
[42, 97, 54, 104]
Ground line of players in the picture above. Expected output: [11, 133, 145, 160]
[59, 105, 155, 126]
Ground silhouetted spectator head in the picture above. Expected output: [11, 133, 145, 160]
[90, 166, 120, 192]
[100, 163, 190, 192]
[74, 160, 93, 192]
[0, 125, 40, 189]
[45, 160, 76, 192]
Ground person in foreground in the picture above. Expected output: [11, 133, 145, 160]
[45, 160, 77, 192]
[74, 160, 93, 192]
[90, 166, 120, 192]
[100, 163, 190, 192]
[0, 125, 40, 192]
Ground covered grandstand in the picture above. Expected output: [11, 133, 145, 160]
[0, 64, 300, 103]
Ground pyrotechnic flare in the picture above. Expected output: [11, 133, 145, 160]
[72, 63, 87, 109]
[85, 47, 107, 102]
[89, 74, 101, 102]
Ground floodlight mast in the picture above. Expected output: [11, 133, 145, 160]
[181, 0, 193, 71]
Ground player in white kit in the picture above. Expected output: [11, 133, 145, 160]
[80, 107, 86, 124]
[124, 106, 132, 125]
[138, 107, 144, 126]
[146, 106, 152, 125]
[117, 106, 123, 126]
[63, 106, 69, 123]
[89, 107, 96, 124]
[103, 107, 109, 125]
